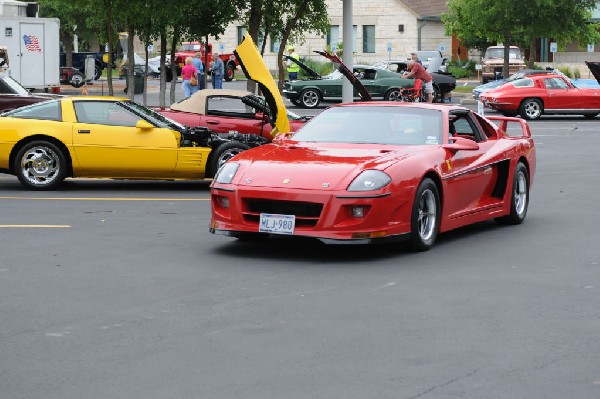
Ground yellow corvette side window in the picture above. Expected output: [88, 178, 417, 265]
[74, 101, 140, 127]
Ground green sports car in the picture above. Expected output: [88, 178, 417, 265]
[282, 57, 415, 108]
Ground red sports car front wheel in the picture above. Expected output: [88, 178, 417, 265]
[409, 178, 441, 251]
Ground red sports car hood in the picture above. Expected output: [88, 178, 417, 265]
[233, 142, 416, 190]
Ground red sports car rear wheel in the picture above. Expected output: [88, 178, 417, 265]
[496, 162, 529, 225]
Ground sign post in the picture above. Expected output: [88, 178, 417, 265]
[550, 42, 557, 63]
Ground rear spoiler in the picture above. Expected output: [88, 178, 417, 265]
[485, 116, 532, 138]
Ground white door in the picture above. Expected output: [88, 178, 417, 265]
[19, 22, 45, 87]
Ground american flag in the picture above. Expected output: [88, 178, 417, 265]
[23, 35, 42, 52]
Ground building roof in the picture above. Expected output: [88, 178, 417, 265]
[402, 0, 449, 17]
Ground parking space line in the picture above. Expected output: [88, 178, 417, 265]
[0, 225, 71, 228]
[0, 196, 209, 201]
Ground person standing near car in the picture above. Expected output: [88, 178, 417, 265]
[181, 57, 198, 98]
[410, 52, 422, 65]
[404, 60, 433, 103]
[210, 53, 224, 89]
[192, 52, 204, 90]
[286, 46, 300, 81]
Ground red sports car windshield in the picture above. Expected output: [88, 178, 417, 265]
[292, 106, 443, 145]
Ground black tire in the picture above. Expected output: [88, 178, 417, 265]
[519, 98, 543, 120]
[300, 89, 321, 108]
[94, 64, 102, 80]
[384, 88, 401, 101]
[207, 142, 250, 177]
[69, 71, 85, 88]
[496, 162, 529, 225]
[409, 178, 441, 251]
[432, 84, 440, 102]
[583, 112, 598, 119]
[14, 141, 67, 190]
[225, 64, 235, 81]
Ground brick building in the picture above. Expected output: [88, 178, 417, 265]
[211, 0, 456, 70]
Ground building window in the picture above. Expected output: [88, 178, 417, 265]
[353, 25, 357, 53]
[270, 39, 281, 53]
[237, 26, 247, 45]
[327, 25, 340, 50]
[363, 25, 375, 53]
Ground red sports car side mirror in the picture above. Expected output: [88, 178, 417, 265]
[443, 136, 479, 151]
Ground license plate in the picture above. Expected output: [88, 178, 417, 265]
[259, 213, 295, 235]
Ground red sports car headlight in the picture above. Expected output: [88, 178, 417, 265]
[347, 170, 391, 192]
[213, 162, 239, 184]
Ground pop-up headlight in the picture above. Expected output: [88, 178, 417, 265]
[347, 170, 391, 192]
[213, 162, 240, 184]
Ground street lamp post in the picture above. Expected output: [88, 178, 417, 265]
[341, 0, 353, 103]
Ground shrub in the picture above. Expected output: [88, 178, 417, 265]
[299, 58, 334, 77]
[558, 67, 572, 78]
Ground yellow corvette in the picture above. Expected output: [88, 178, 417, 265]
[0, 96, 264, 190]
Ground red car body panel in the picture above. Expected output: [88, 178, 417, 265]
[479, 72, 600, 118]
[210, 102, 536, 244]
[157, 89, 308, 140]
[0, 75, 53, 113]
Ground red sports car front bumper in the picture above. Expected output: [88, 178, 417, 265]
[209, 184, 414, 244]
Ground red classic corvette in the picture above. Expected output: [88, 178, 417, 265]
[210, 102, 536, 250]
[479, 62, 600, 120]
[157, 89, 310, 140]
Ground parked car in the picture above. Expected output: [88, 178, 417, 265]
[479, 62, 600, 120]
[0, 97, 268, 190]
[60, 48, 116, 80]
[481, 46, 526, 83]
[282, 57, 414, 108]
[410, 50, 449, 73]
[372, 60, 456, 102]
[157, 89, 311, 140]
[473, 68, 600, 100]
[0, 73, 55, 112]
[209, 102, 536, 250]
[167, 42, 238, 82]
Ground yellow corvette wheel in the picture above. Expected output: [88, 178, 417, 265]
[14, 141, 67, 190]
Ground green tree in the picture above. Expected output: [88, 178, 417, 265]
[37, 0, 95, 67]
[239, 0, 328, 92]
[443, 0, 600, 77]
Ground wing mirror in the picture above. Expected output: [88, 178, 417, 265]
[443, 136, 479, 151]
[255, 112, 270, 122]
[136, 120, 154, 130]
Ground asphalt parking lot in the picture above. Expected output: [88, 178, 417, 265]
[1, 88, 600, 398]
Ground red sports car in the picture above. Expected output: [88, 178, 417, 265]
[479, 62, 600, 120]
[209, 102, 536, 250]
[0, 73, 55, 113]
[157, 89, 310, 140]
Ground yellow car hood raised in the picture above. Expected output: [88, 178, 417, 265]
[234, 33, 290, 135]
